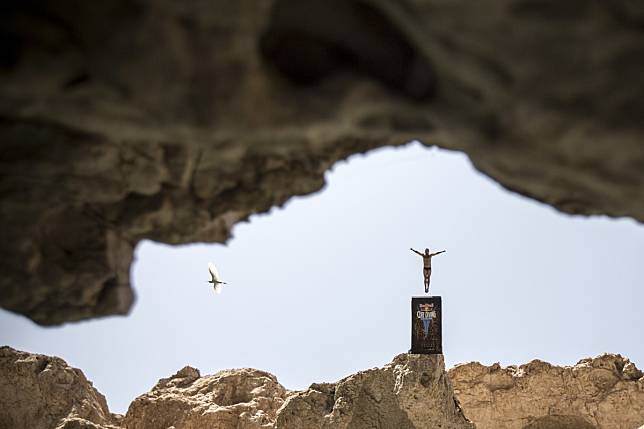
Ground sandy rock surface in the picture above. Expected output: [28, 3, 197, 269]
[276, 353, 474, 429]
[449, 353, 644, 429]
[0, 346, 120, 429]
[2, 346, 644, 428]
[124, 365, 288, 429]
[0, 346, 474, 429]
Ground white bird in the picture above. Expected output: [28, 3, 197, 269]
[207, 262, 228, 294]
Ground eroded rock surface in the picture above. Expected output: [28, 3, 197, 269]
[449, 353, 644, 429]
[275, 353, 474, 429]
[0, 348, 473, 429]
[2, 347, 644, 429]
[124, 366, 288, 429]
[1, 0, 644, 324]
[0, 346, 120, 429]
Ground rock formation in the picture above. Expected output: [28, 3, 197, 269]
[0, 346, 476, 429]
[0, 346, 120, 429]
[449, 353, 644, 429]
[275, 354, 474, 429]
[1, 0, 644, 325]
[121, 353, 474, 429]
[123, 366, 289, 429]
[2, 346, 644, 429]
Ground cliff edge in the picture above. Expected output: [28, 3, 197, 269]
[2, 346, 643, 429]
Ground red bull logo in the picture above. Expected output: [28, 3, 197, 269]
[416, 303, 436, 338]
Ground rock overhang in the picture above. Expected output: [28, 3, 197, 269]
[1, 0, 643, 325]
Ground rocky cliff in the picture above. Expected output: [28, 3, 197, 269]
[1, 0, 644, 325]
[274, 354, 473, 429]
[123, 366, 289, 429]
[449, 354, 644, 429]
[0, 346, 121, 429]
[2, 346, 643, 429]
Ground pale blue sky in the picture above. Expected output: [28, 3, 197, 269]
[1, 142, 643, 413]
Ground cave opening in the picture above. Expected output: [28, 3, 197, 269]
[1, 142, 642, 414]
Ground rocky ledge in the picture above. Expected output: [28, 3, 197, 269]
[1, 346, 643, 429]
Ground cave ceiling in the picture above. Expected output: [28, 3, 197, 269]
[1, 0, 643, 325]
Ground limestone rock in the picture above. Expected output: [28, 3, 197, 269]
[1, 0, 644, 325]
[3, 347, 644, 429]
[275, 353, 474, 429]
[123, 366, 289, 429]
[449, 353, 644, 429]
[123, 353, 474, 429]
[0, 346, 119, 429]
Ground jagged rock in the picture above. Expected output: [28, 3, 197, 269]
[275, 353, 474, 429]
[1, 0, 643, 325]
[0, 346, 119, 429]
[3, 347, 644, 429]
[123, 366, 289, 429]
[449, 353, 644, 429]
[1, 347, 474, 429]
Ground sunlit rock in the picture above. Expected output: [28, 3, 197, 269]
[275, 353, 474, 429]
[124, 366, 288, 429]
[3, 347, 644, 429]
[0, 346, 120, 429]
[449, 353, 644, 429]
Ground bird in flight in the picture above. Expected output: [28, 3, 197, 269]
[208, 262, 228, 294]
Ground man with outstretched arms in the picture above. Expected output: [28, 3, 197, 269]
[410, 247, 445, 293]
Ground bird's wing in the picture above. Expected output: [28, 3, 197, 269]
[214, 283, 223, 294]
[208, 262, 220, 282]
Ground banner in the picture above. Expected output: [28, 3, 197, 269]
[411, 296, 442, 354]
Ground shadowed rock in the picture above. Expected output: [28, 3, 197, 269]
[1, 0, 643, 324]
